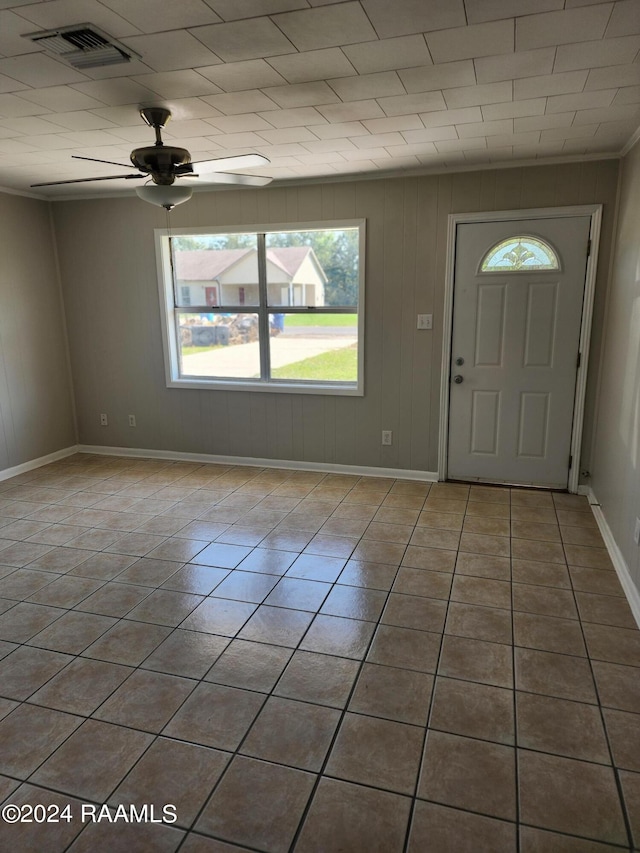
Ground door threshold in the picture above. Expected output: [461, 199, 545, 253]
[446, 478, 568, 492]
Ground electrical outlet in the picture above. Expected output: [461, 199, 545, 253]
[634, 517, 640, 546]
[382, 430, 392, 446]
[417, 314, 433, 330]
[128, 415, 136, 427]
[100, 413, 108, 426]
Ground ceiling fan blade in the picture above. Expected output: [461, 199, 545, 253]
[31, 174, 146, 187]
[72, 155, 140, 170]
[189, 172, 273, 187]
[187, 153, 270, 174]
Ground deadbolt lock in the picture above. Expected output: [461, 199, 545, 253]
[455, 357, 464, 365]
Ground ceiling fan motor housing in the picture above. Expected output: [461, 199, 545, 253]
[130, 146, 192, 185]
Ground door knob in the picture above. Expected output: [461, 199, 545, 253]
[455, 357, 464, 365]
[453, 374, 464, 384]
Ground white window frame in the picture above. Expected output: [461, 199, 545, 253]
[155, 220, 366, 396]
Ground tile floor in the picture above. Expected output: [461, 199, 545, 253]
[0, 454, 638, 852]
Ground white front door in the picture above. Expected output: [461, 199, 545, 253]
[448, 215, 591, 488]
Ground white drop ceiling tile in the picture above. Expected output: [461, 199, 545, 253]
[0, 54, 89, 88]
[261, 81, 339, 108]
[207, 0, 308, 20]
[301, 137, 357, 152]
[0, 125, 19, 138]
[482, 98, 546, 119]
[427, 20, 514, 64]
[613, 85, 640, 104]
[457, 118, 513, 137]
[108, 124, 168, 142]
[377, 91, 447, 117]
[70, 79, 157, 107]
[121, 31, 222, 72]
[272, 3, 376, 51]
[41, 112, 118, 131]
[160, 98, 224, 121]
[573, 103, 640, 123]
[340, 146, 390, 159]
[197, 59, 287, 92]
[565, 0, 611, 7]
[0, 137, 36, 153]
[585, 64, 640, 90]
[175, 137, 223, 152]
[514, 71, 588, 100]
[79, 60, 155, 81]
[58, 129, 131, 146]
[266, 48, 356, 83]
[16, 0, 142, 38]
[315, 99, 385, 121]
[514, 112, 576, 132]
[311, 120, 369, 138]
[539, 124, 598, 140]
[292, 162, 338, 175]
[0, 10, 42, 57]
[419, 105, 483, 126]
[206, 131, 265, 149]
[100, 0, 221, 32]
[385, 141, 437, 157]
[351, 131, 405, 148]
[399, 60, 475, 93]
[485, 130, 541, 146]
[402, 125, 458, 142]
[0, 73, 29, 94]
[90, 104, 162, 125]
[515, 5, 612, 51]
[296, 151, 346, 164]
[131, 71, 223, 99]
[18, 133, 77, 150]
[206, 113, 275, 132]
[328, 72, 404, 102]
[18, 86, 107, 112]
[444, 81, 512, 109]
[193, 18, 295, 62]
[474, 47, 555, 84]
[593, 118, 640, 136]
[255, 106, 328, 128]
[465, 0, 564, 24]
[342, 36, 431, 74]
[360, 0, 465, 39]
[605, 0, 640, 37]
[257, 126, 319, 144]
[331, 160, 379, 173]
[435, 136, 487, 151]
[362, 115, 423, 133]
[254, 142, 309, 157]
[0, 92, 51, 117]
[554, 35, 640, 72]
[4, 116, 70, 134]
[546, 89, 616, 113]
[203, 90, 280, 115]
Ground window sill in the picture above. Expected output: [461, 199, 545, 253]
[167, 377, 364, 396]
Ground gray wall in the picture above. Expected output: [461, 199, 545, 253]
[52, 159, 619, 474]
[591, 142, 640, 595]
[0, 192, 76, 473]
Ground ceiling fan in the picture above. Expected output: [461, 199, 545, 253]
[30, 106, 273, 209]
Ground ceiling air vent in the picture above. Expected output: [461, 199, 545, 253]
[24, 24, 141, 69]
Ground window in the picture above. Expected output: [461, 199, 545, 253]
[156, 221, 365, 395]
[480, 236, 560, 272]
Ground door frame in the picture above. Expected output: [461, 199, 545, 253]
[438, 204, 602, 494]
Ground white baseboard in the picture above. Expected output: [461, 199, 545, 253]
[77, 444, 439, 483]
[586, 487, 640, 629]
[0, 445, 79, 483]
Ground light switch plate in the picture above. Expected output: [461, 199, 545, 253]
[417, 314, 433, 329]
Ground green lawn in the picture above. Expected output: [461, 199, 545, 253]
[283, 314, 357, 327]
[270, 345, 357, 381]
[181, 345, 221, 357]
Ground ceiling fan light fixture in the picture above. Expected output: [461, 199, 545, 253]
[136, 185, 192, 211]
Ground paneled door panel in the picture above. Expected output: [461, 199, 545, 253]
[448, 216, 590, 488]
